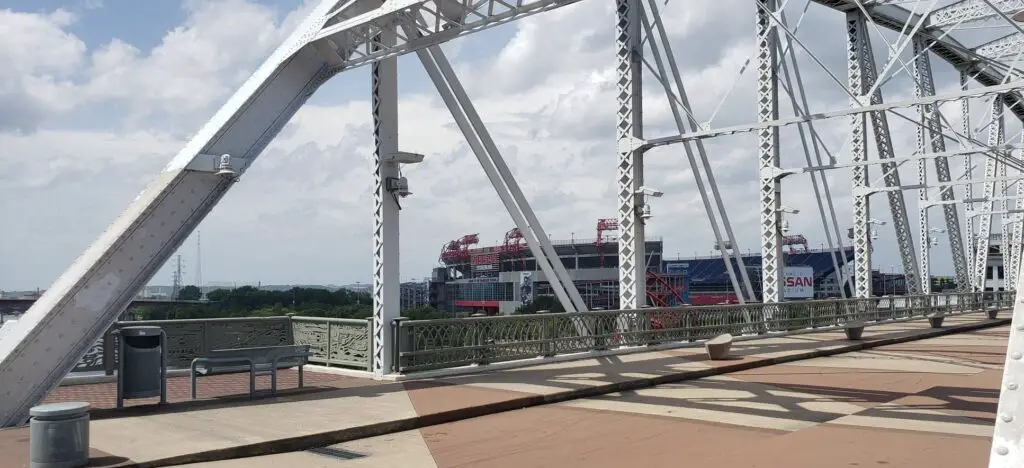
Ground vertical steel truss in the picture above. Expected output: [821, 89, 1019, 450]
[963, 71, 978, 286]
[371, 24, 401, 377]
[615, 0, 646, 308]
[1011, 177, 1024, 291]
[975, 97, 1004, 291]
[912, 37, 970, 293]
[847, 12, 921, 295]
[757, 0, 783, 303]
[1002, 161, 1010, 290]
[846, 13, 873, 298]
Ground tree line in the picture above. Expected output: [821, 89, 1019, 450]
[131, 285, 447, 321]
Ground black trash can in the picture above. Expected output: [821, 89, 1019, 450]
[117, 326, 167, 408]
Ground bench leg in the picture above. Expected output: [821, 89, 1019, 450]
[271, 370, 278, 395]
[190, 362, 199, 400]
[249, 363, 256, 399]
[298, 365, 304, 389]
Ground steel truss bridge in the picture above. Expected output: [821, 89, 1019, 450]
[3, 0, 1024, 464]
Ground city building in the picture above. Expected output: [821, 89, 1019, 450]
[400, 280, 430, 310]
[428, 220, 858, 315]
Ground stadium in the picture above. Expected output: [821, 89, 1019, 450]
[424, 218, 965, 315]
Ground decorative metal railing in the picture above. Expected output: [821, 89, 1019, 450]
[390, 292, 1013, 373]
[291, 317, 373, 370]
[68, 292, 1012, 376]
[71, 315, 372, 374]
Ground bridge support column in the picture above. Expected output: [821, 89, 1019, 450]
[846, 12, 872, 299]
[973, 97, 1003, 292]
[756, 0, 782, 303]
[615, 0, 646, 309]
[371, 26, 401, 378]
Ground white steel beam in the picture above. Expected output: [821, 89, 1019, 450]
[976, 33, 1024, 61]
[918, 83, 933, 295]
[975, 98, 1005, 290]
[1003, 157, 1012, 290]
[930, 0, 1024, 29]
[641, 0, 756, 304]
[848, 12, 873, 299]
[0, 0, 344, 427]
[964, 72, 979, 287]
[616, 0, 646, 309]
[370, 22, 401, 378]
[757, 0, 783, 303]
[913, 36, 971, 293]
[852, 13, 922, 295]
[407, 34, 589, 314]
[989, 236, 1024, 467]
[1010, 180, 1024, 290]
[312, 0, 582, 72]
[645, 79, 1024, 146]
[777, 8, 850, 299]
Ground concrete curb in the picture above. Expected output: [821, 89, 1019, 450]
[130, 317, 1011, 468]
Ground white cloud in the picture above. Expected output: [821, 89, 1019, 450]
[0, 0, 993, 292]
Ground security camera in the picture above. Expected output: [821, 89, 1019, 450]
[386, 176, 412, 198]
[638, 186, 664, 198]
[639, 204, 653, 220]
[781, 219, 790, 233]
[214, 154, 236, 178]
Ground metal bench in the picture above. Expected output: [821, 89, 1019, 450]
[189, 344, 311, 399]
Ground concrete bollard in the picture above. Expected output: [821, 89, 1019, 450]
[705, 334, 733, 360]
[928, 315, 945, 328]
[843, 322, 865, 340]
[29, 402, 90, 468]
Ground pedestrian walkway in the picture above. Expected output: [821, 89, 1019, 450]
[0, 311, 1009, 467]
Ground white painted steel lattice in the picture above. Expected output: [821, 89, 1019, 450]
[615, 0, 645, 309]
[756, 0, 783, 303]
[5, 2, 1024, 462]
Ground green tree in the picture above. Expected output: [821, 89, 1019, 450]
[177, 285, 202, 301]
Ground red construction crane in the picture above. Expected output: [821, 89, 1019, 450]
[439, 234, 479, 263]
[503, 227, 528, 268]
[595, 218, 618, 267]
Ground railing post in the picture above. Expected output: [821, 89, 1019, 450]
[365, 317, 374, 372]
[541, 315, 555, 357]
[325, 319, 333, 368]
[474, 318, 491, 366]
[391, 317, 407, 374]
[285, 313, 295, 345]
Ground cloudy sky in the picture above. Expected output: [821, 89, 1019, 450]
[1, 0, 1014, 291]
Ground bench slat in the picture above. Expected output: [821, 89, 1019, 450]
[194, 345, 311, 376]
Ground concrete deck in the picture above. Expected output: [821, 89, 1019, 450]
[0, 311, 1011, 467]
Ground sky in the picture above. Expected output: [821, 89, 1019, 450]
[0, 0, 1012, 291]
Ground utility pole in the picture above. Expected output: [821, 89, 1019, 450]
[171, 255, 183, 301]
[196, 231, 205, 300]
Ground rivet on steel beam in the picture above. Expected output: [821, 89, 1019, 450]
[1001, 413, 1014, 422]
[997, 446, 1010, 456]
[1012, 351, 1023, 360]
[1007, 382, 1019, 391]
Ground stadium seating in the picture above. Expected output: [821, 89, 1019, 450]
[664, 248, 855, 291]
